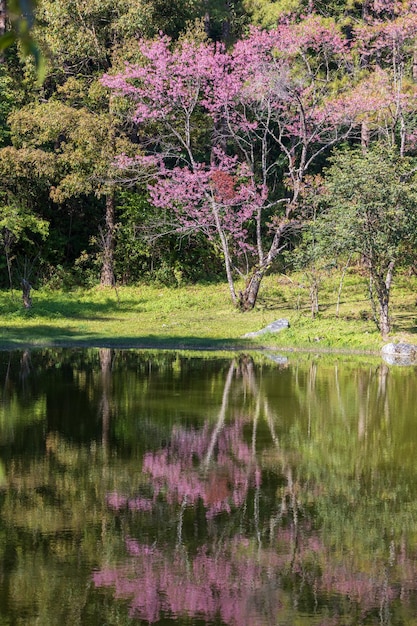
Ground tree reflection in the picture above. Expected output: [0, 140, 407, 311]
[94, 355, 417, 625]
[3, 350, 417, 624]
[98, 356, 275, 623]
[99, 348, 114, 454]
[107, 360, 262, 521]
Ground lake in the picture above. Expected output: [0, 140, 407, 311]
[1, 348, 417, 625]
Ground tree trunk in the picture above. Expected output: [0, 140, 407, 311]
[221, 0, 232, 44]
[22, 279, 32, 309]
[210, 197, 238, 305]
[379, 298, 390, 340]
[413, 41, 417, 82]
[310, 276, 319, 318]
[203, 0, 210, 38]
[376, 260, 395, 340]
[0, 0, 6, 64]
[100, 193, 115, 287]
[0, 0, 6, 39]
[237, 219, 299, 311]
[362, 0, 371, 19]
[361, 118, 370, 153]
[238, 268, 264, 311]
[99, 348, 113, 455]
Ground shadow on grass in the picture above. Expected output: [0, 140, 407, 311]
[255, 297, 292, 311]
[395, 325, 417, 335]
[390, 309, 417, 335]
[1, 296, 147, 321]
[0, 325, 254, 351]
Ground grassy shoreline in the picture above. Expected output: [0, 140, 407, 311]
[1, 272, 416, 353]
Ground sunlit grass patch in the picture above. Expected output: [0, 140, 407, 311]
[1, 271, 417, 351]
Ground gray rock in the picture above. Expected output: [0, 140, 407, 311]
[381, 342, 417, 366]
[243, 319, 290, 338]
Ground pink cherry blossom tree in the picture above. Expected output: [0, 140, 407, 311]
[103, 37, 261, 306]
[351, 1, 417, 154]
[103, 12, 416, 309]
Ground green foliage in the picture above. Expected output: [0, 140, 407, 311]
[114, 191, 225, 286]
[324, 146, 417, 263]
[201, 0, 249, 42]
[289, 176, 334, 317]
[3, 0, 417, 303]
[8, 97, 134, 196]
[242, 0, 369, 26]
[35, 0, 117, 76]
[320, 145, 417, 335]
[0, 68, 17, 145]
[0, 191, 48, 290]
[116, 0, 201, 39]
[0, 194, 48, 241]
[35, 0, 202, 83]
[2, 87, 138, 286]
[0, 0, 45, 81]
[242, 0, 305, 27]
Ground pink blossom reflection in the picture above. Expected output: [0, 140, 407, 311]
[107, 419, 260, 519]
[93, 537, 281, 625]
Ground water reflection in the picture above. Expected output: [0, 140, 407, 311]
[94, 538, 277, 625]
[1, 349, 417, 624]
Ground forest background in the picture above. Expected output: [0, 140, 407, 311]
[2, 0, 417, 342]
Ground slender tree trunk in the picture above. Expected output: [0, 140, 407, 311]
[310, 275, 319, 318]
[4, 235, 14, 293]
[223, 253, 237, 305]
[362, 0, 371, 19]
[203, 0, 210, 38]
[400, 114, 406, 157]
[203, 360, 234, 470]
[210, 198, 238, 305]
[0, 0, 6, 64]
[221, 0, 232, 44]
[100, 193, 115, 287]
[336, 255, 351, 317]
[99, 348, 113, 455]
[379, 298, 390, 340]
[361, 118, 370, 153]
[376, 260, 395, 340]
[203, 0, 233, 43]
[413, 41, 417, 82]
[0, 0, 6, 38]
[20, 350, 31, 379]
[359, 0, 371, 151]
[22, 279, 32, 309]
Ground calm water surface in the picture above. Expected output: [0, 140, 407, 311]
[1, 348, 417, 625]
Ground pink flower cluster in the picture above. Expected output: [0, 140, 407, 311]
[147, 152, 265, 253]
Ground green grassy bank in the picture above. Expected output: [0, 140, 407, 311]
[1, 271, 417, 352]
